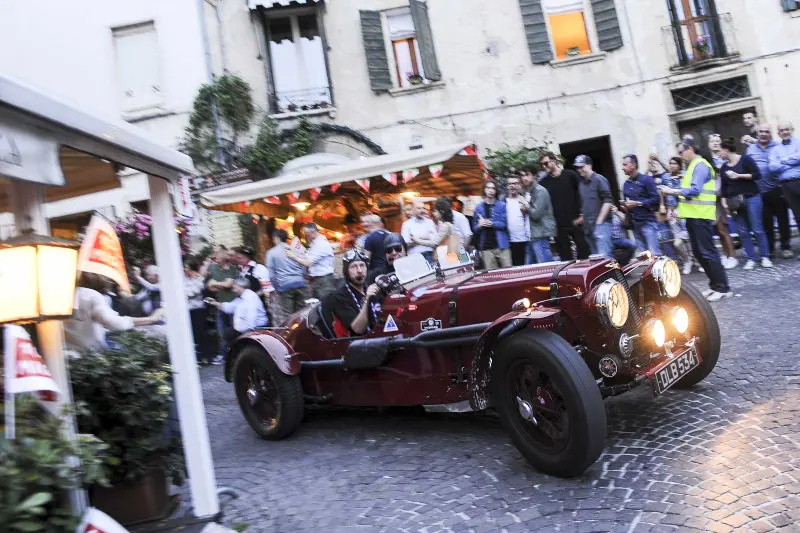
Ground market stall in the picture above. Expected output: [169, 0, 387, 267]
[198, 141, 488, 246]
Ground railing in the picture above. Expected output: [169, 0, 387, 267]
[270, 86, 332, 115]
[662, 13, 739, 70]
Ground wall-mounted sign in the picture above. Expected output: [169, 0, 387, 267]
[0, 113, 65, 186]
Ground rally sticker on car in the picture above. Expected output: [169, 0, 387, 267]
[421, 318, 442, 331]
[384, 315, 399, 333]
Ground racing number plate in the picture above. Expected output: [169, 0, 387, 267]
[653, 348, 699, 396]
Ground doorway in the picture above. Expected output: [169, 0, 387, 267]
[559, 135, 621, 203]
[676, 106, 756, 154]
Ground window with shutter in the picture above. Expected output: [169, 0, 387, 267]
[781, 0, 799, 11]
[360, 10, 393, 92]
[112, 22, 163, 113]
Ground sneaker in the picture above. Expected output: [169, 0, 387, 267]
[782, 250, 794, 259]
[743, 260, 756, 271]
[702, 288, 714, 297]
[723, 256, 738, 269]
[211, 356, 224, 366]
[706, 291, 734, 302]
[682, 262, 693, 275]
[761, 258, 774, 268]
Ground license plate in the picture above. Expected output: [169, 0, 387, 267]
[652, 348, 699, 396]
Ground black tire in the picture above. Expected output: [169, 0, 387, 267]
[672, 282, 721, 389]
[233, 346, 304, 440]
[491, 330, 606, 477]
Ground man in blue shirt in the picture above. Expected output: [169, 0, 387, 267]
[621, 154, 662, 255]
[267, 229, 309, 324]
[769, 122, 800, 247]
[748, 124, 792, 259]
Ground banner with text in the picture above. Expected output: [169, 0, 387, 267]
[77, 215, 130, 293]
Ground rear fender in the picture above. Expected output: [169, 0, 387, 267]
[469, 308, 561, 411]
[224, 331, 300, 382]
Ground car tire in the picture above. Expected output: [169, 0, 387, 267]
[491, 330, 606, 477]
[672, 282, 721, 389]
[233, 345, 304, 440]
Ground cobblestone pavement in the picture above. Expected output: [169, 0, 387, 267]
[199, 256, 800, 533]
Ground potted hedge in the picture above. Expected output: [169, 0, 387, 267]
[0, 395, 108, 533]
[69, 331, 185, 526]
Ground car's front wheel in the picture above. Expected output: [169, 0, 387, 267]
[491, 330, 606, 477]
[233, 345, 304, 440]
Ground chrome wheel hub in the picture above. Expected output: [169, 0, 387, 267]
[516, 396, 538, 425]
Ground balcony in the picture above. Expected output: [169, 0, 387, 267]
[269, 86, 333, 116]
[662, 13, 739, 70]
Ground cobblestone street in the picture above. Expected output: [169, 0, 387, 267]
[200, 258, 800, 533]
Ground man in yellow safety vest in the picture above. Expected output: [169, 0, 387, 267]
[660, 137, 732, 302]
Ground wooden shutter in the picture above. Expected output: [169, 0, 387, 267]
[781, 0, 798, 11]
[360, 10, 393, 92]
[590, 0, 623, 52]
[410, 0, 442, 81]
[518, 0, 553, 64]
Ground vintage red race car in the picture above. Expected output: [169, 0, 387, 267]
[223, 251, 719, 477]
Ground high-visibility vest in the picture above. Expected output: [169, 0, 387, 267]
[678, 157, 717, 220]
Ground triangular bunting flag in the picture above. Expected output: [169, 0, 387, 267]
[310, 187, 321, 201]
[286, 191, 301, 203]
[265, 196, 281, 205]
[356, 179, 370, 192]
[459, 145, 478, 157]
[402, 168, 420, 183]
[428, 164, 444, 179]
[330, 183, 341, 193]
[382, 172, 398, 186]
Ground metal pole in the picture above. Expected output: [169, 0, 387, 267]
[148, 175, 220, 517]
[8, 179, 88, 515]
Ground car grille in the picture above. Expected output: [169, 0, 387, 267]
[592, 268, 643, 357]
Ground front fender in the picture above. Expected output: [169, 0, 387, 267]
[224, 330, 300, 382]
[469, 308, 561, 411]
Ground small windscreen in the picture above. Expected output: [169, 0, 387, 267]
[393, 254, 434, 284]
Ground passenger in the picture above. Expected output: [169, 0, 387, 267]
[330, 250, 381, 337]
[367, 233, 407, 285]
[206, 278, 269, 343]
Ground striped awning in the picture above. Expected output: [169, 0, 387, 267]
[248, 0, 323, 9]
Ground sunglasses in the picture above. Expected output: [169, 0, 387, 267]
[385, 245, 404, 254]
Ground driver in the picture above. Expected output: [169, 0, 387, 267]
[367, 232, 407, 285]
[330, 249, 381, 337]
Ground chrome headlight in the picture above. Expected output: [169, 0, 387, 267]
[595, 279, 629, 328]
[652, 257, 681, 298]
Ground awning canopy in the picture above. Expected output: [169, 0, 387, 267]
[248, 0, 324, 9]
[0, 73, 196, 213]
[198, 141, 486, 216]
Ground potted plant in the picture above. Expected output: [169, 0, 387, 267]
[694, 34, 712, 60]
[0, 395, 109, 533]
[287, 103, 298, 113]
[566, 46, 582, 57]
[69, 331, 185, 526]
[406, 72, 424, 86]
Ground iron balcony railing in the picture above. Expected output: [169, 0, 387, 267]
[270, 86, 332, 115]
[662, 13, 739, 69]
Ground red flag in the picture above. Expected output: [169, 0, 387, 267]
[382, 172, 398, 186]
[356, 179, 370, 192]
[428, 164, 444, 179]
[402, 168, 420, 183]
[310, 187, 321, 201]
[330, 183, 341, 193]
[265, 196, 281, 205]
[77, 216, 130, 294]
[286, 191, 301, 203]
[4, 326, 59, 397]
[459, 145, 478, 157]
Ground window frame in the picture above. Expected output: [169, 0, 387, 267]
[541, 0, 602, 62]
[261, 5, 334, 114]
[383, 6, 428, 89]
[665, 0, 726, 66]
[111, 21, 164, 114]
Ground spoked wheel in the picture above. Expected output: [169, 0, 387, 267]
[233, 346, 303, 440]
[491, 330, 607, 477]
[672, 282, 721, 389]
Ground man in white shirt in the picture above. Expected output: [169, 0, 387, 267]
[287, 222, 336, 300]
[232, 246, 270, 295]
[208, 278, 269, 342]
[451, 207, 473, 249]
[401, 199, 437, 263]
[505, 175, 531, 266]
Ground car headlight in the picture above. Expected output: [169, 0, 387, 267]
[668, 306, 689, 334]
[644, 318, 666, 348]
[595, 279, 629, 328]
[652, 257, 681, 298]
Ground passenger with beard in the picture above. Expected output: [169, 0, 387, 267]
[367, 233, 407, 285]
[329, 250, 381, 337]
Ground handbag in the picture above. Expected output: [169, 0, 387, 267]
[726, 194, 745, 214]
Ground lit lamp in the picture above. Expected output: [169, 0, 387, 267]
[0, 231, 80, 324]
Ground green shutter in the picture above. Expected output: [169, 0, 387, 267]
[590, 0, 623, 52]
[781, 0, 798, 11]
[518, 0, 553, 64]
[410, 0, 441, 81]
[359, 10, 393, 92]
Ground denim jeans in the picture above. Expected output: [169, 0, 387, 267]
[531, 239, 554, 263]
[687, 218, 730, 294]
[633, 220, 663, 255]
[588, 222, 614, 259]
[216, 309, 228, 358]
[732, 195, 770, 261]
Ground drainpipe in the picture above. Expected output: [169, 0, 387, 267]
[214, 0, 229, 72]
[196, 0, 226, 166]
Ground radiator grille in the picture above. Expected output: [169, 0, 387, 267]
[592, 269, 642, 357]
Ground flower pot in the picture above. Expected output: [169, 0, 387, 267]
[90, 467, 177, 526]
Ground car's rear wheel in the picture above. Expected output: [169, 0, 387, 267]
[672, 282, 721, 389]
[491, 330, 606, 477]
[233, 346, 304, 440]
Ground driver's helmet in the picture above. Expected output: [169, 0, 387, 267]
[383, 233, 407, 254]
[342, 249, 369, 282]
